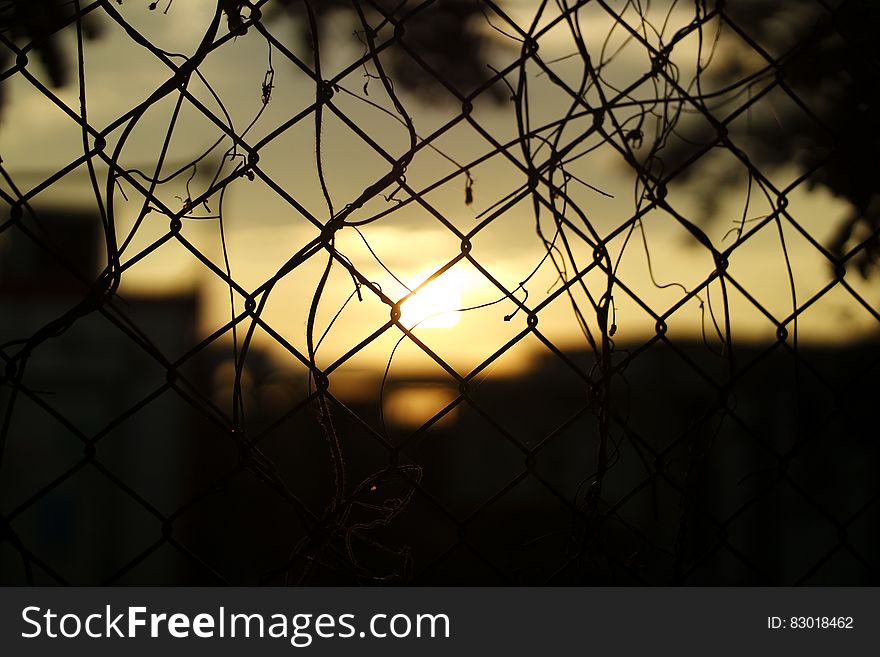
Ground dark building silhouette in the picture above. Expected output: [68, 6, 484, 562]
[0, 208, 202, 584]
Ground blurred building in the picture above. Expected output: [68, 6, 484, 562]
[341, 339, 880, 584]
[0, 208, 201, 584]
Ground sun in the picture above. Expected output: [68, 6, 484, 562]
[399, 270, 465, 329]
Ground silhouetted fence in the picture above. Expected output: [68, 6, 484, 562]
[1, 0, 878, 584]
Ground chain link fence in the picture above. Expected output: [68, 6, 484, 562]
[1, 0, 878, 585]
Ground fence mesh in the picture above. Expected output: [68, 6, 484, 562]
[1, 0, 879, 585]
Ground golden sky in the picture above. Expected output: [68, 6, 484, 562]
[2, 0, 876, 381]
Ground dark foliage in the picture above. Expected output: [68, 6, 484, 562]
[666, 0, 880, 275]
[270, 0, 503, 100]
[0, 0, 102, 109]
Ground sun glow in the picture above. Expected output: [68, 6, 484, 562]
[399, 270, 465, 329]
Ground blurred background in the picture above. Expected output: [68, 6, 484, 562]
[0, 0, 878, 584]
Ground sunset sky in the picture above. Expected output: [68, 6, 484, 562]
[2, 0, 876, 382]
